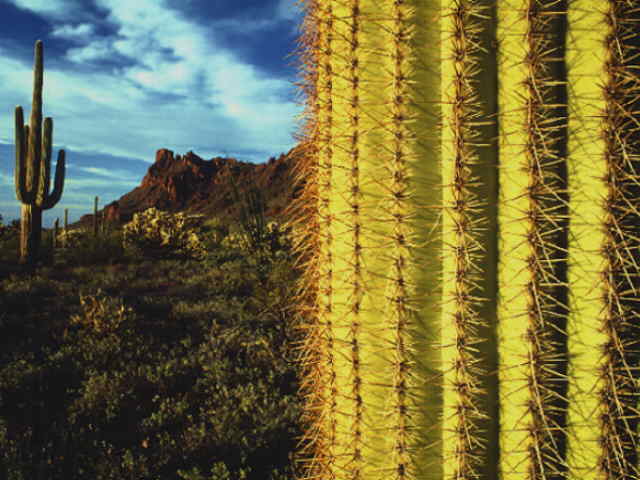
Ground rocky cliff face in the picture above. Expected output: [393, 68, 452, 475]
[73, 145, 307, 230]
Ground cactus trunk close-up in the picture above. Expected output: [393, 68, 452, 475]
[283, 1, 640, 479]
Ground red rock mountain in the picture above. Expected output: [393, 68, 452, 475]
[71, 145, 308, 230]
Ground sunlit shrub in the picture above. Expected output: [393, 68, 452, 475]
[121, 208, 207, 261]
[56, 228, 91, 249]
[222, 220, 292, 257]
[69, 288, 136, 334]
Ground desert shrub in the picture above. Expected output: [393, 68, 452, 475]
[0, 216, 19, 243]
[222, 220, 292, 258]
[216, 220, 294, 287]
[196, 217, 230, 253]
[0, 270, 304, 479]
[69, 288, 136, 335]
[54, 227, 131, 267]
[203, 216, 229, 237]
[56, 228, 91, 249]
[121, 208, 207, 261]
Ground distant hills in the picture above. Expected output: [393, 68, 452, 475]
[67, 144, 308, 231]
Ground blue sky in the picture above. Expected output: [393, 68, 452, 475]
[0, 0, 306, 227]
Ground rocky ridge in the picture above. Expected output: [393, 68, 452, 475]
[70, 145, 307, 231]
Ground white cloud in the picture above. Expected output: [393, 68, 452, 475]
[64, 177, 139, 189]
[8, 0, 77, 18]
[0, 0, 303, 164]
[74, 166, 139, 181]
[51, 23, 95, 40]
[66, 39, 113, 62]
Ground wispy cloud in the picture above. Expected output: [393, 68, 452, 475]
[2, 0, 302, 162]
[51, 23, 95, 40]
[71, 165, 139, 181]
[8, 0, 83, 19]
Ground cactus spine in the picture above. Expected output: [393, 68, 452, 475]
[14, 40, 66, 265]
[284, 1, 640, 479]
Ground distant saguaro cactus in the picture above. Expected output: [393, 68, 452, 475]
[15, 40, 66, 265]
[52, 217, 59, 249]
[93, 196, 99, 237]
[63, 208, 68, 248]
[283, 1, 640, 480]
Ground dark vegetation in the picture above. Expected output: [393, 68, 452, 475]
[0, 198, 309, 479]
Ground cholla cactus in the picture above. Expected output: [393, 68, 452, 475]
[56, 228, 90, 250]
[121, 207, 207, 260]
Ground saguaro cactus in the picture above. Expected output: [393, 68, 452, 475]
[63, 208, 68, 248]
[52, 217, 59, 249]
[283, 1, 640, 480]
[93, 196, 99, 237]
[14, 40, 66, 265]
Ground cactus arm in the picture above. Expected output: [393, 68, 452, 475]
[41, 149, 65, 210]
[14, 106, 32, 203]
[23, 125, 29, 157]
[36, 117, 52, 207]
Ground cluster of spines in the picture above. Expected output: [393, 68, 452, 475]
[440, 2, 489, 478]
[382, 1, 418, 479]
[283, 1, 336, 479]
[343, 0, 364, 478]
[596, 2, 640, 478]
[520, 1, 570, 478]
[314, 2, 337, 478]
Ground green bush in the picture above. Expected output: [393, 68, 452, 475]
[0, 259, 305, 479]
[0, 216, 19, 243]
[53, 227, 131, 267]
[222, 221, 292, 257]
